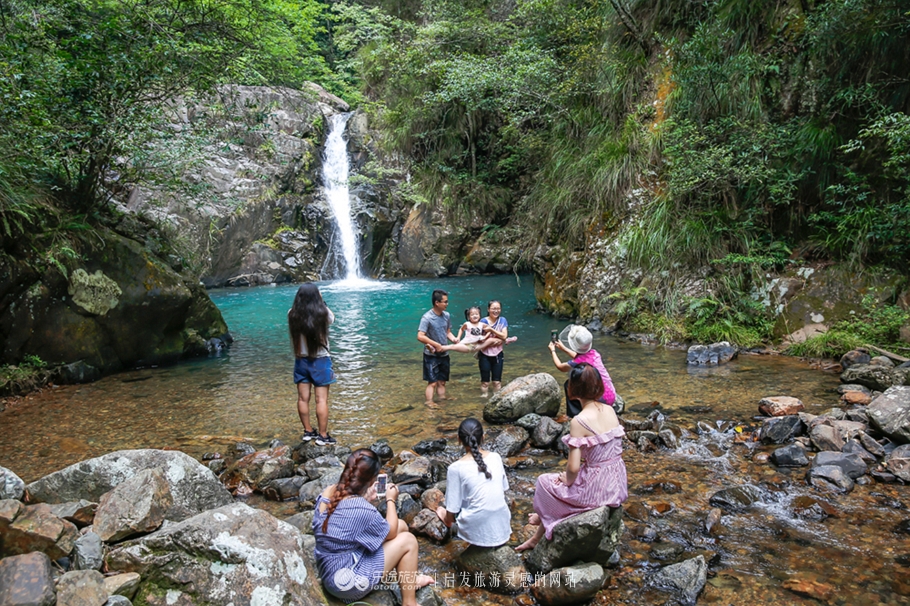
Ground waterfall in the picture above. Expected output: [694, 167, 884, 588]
[322, 113, 361, 280]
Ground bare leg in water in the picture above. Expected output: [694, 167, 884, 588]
[515, 513, 543, 552]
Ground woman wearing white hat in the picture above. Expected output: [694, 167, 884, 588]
[548, 325, 616, 417]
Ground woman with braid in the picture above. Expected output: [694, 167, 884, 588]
[435, 418, 511, 547]
[313, 449, 434, 605]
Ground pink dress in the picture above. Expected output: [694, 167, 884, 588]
[533, 419, 627, 539]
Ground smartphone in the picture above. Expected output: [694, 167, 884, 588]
[551, 330, 559, 343]
[377, 473, 387, 497]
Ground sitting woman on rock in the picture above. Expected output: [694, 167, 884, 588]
[436, 418, 511, 547]
[516, 363, 627, 552]
[313, 448, 435, 605]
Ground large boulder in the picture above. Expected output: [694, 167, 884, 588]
[841, 364, 901, 392]
[25, 449, 232, 520]
[0, 552, 56, 606]
[106, 503, 326, 606]
[94, 468, 174, 542]
[483, 374, 562, 424]
[648, 555, 707, 606]
[0, 465, 25, 500]
[457, 545, 527, 595]
[531, 562, 605, 605]
[524, 506, 624, 574]
[686, 342, 737, 366]
[868, 386, 910, 444]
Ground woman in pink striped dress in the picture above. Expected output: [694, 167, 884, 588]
[516, 363, 627, 551]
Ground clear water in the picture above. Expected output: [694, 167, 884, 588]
[1, 274, 907, 605]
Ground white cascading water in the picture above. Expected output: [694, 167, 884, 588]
[322, 113, 361, 280]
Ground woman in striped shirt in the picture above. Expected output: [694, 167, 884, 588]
[313, 449, 435, 605]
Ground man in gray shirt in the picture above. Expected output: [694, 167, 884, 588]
[417, 289, 458, 408]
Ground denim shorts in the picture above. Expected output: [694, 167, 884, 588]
[423, 354, 450, 383]
[294, 356, 336, 386]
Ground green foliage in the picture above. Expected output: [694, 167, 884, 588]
[0, 355, 49, 397]
[785, 330, 863, 359]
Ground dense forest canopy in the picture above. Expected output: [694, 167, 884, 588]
[1, 0, 909, 319]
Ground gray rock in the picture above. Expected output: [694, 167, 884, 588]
[456, 544, 527, 594]
[871, 355, 896, 368]
[760, 416, 804, 444]
[298, 469, 342, 502]
[532, 416, 564, 449]
[840, 350, 872, 371]
[102, 572, 141, 600]
[708, 485, 764, 512]
[531, 562, 605, 605]
[262, 476, 307, 501]
[812, 451, 867, 479]
[686, 342, 737, 366]
[221, 445, 296, 491]
[810, 423, 846, 452]
[55, 570, 107, 606]
[887, 444, 910, 482]
[413, 439, 447, 455]
[45, 500, 97, 528]
[859, 431, 887, 457]
[0, 552, 56, 606]
[0, 465, 25, 501]
[515, 413, 542, 431]
[391, 456, 437, 487]
[771, 444, 809, 467]
[808, 465, 855, 492]
[394, 494, 422, 526]
[483, 374, 562, 424]
[650, 541, 685, 561]
[370, 441, 394, 461]
[283, 511, 315, 535]
[868, 386, 910, 444]
[820, 407, 846, 420]
[525, 506, 624, 574]
[73, 531, 104, 571]
[841, 364, 898, 392]
[24, 450, 232, 519]
[105, 503, 324, 605]
[94, 469, 173, 542]
[842, 440, 877, 463]
[409, 508, 449, 542]
[487, 426, 529, 458]
[648, 555, 707, 606]
[838, 383, 872, 396]
[104, 597, 132, 606]
[302, 454, 344, 480]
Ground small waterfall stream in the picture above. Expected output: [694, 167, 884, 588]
[322, 113, 361, 280]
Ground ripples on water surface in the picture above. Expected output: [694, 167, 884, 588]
[1, 274, 907, 605]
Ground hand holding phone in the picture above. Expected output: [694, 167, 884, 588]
[551, 330, 559, 343]
[377, 473, 387, 498]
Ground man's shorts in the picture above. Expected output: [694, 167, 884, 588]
[294, 356, 337, 386]
[423, 354, 450, 383]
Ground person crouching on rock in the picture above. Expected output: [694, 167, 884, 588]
[548, 324, 616, 418]
[516, 364, 627, 552]
[436, 418, 511, 547]
[313, 448, 435, 605]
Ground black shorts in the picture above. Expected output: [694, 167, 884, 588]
[423, 354, 450, 383]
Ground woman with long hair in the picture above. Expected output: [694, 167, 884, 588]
[288, 283, 336, 445]
[435, 418, 511, 547]
[516, 363, 627, 552]
[313, 449, 435, 605]
[477, 300, 509, 396]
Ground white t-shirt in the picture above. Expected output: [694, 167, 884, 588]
[445, 452, 511, 547]
[292, 308, 335, 358]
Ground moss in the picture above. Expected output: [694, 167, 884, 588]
[67, 268, 122, 315]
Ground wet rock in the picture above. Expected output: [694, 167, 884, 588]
[633, 525, 659, 542]
[515, 413, 542, 431]
[650, 541, 685, 561]
[842, 440, 877, 463]
[524, 505, 624, 573]
[105, 503, 324, 605]
[844, 406, 869, 424]
[24, 450, 232, 518]
[658, 429, 678, 450]
[0, 552, 56, 606]
[783, 577, 836, 603]
[752, 452, 770, 464]
[625, 502, 651, 522]
[887, 444, 910, 482]
[0, 498, 22, 532]
[686, 342, 737, 366]
[810, 423, 846, 452]
[409, 508, 448, 542]
[871, 355, 896, 368]
[820, 407, 846, 420]
[413, 439, 447, 455]
[648, 410, 667, 433]
[104, 595, 132, 606]
[55, 570, 107, 606]
[648, 555, 707, 606]
[627, 430, 659, 444]
[771, 444, 809, 467]
[532, 417, 564, 449]
[221, 445, 295, 492]
[2, 503, 79, 560]
[841, 364, 898, 392]
[758, 396, 804, 417]
[704, 508, 723, 535]
[457, 544, 527, 594]
[419, 488, 444, 512]
[282, 511, 314, 535]
[0, 465, 25, 501]
[46, 500, 97, 528]
[294, 440, 344, 462]
[808, 465, 854, 493]
[531, 562, 605, 605]
[868, 386, 910, 443]
[394, 494, 422, 526]
[262, 476, 307, 501]
[302, 454, 343, 480]
[298, 469, 342, 502]
[207, 459, 226, 475]
[370, 441, 394, 461]
[760, 416, 804, 444]
[483, 373, 562, 424]
[391, 456, 436, 487]
[812, 451, 867, 479]
[708, 485, 764, 512]
[841, 349, 872, 371]
[487, 426, 529, 458]
[838, 383, 873, 396]
[72, 531, 104, 570]
[843, 390, 873, 406]
[897, 519, 910, 534]
[94, 468, 173, 542]
[102, 573, 141, 600]
[791, 496, 838, 521]
[233, 442, 256, 457]
[637, 436, 657, 452]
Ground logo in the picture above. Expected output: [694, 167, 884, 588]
[333, 567, 371, 592]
